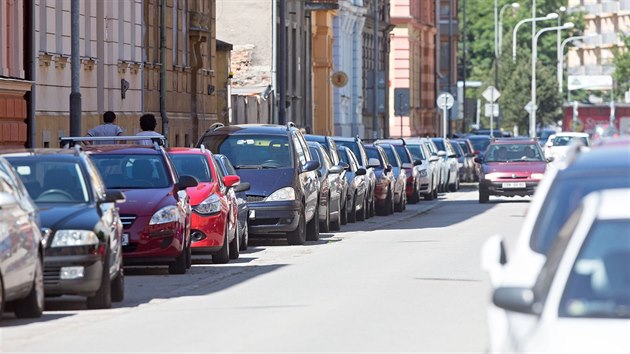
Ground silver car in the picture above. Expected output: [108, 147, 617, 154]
[0, 157, 44, 319]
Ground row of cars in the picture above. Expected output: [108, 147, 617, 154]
[481, 137, 630, 352]
[0, 123, 473, 319]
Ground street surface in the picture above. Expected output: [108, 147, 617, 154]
[1, 185, 530, 353]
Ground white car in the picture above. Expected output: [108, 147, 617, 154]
[492, 188, 630, 353]
[404, 139, 439, 200]
[544, 132, 590, 161]
[481, 140, 630, 353]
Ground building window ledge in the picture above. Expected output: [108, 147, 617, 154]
[38, 52, 54, 67]
[54, 54, 69, 69]
[81, 57, 97, 71]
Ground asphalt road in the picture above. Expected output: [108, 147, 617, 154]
[1, 185, 530, 353]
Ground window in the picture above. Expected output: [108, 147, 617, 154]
[169, 154, 213, 183]
[7, 159, 90, 203]
[90, 154, 170, 189]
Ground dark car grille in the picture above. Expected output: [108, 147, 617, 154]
[120, 215, 137, 229]
[246, 195, 266, 203]
[496, 175, 529, 180]
[44, 265, 61, 285]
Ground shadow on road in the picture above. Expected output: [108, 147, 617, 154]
[0, 312, 75, 327]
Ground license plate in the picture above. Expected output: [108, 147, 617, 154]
[121, 233, 129, 246]
[502, 182, 526, 188]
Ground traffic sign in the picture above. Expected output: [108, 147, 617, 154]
[484, 103, 499, 118]
[394, 88, 410, 116]
[331, 71, 348, 87]
[524, 101, 537, 114]
[437, 92, 454, 110]
[482, 86, 501, 103]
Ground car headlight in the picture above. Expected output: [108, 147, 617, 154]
[419, 169, 428, 177]
[193, 194, 222, 215]
[265, 187, 295, 202]
[483, 173, 501, 181]
[51, 230, 99, 247]
[149, 205, 179, 225]
[531, 173, 544, 180]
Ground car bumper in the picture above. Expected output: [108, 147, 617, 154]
[43, 253, 104, 296]
[121, 215, 185, 265]
[190, 211, 227, 253]
[247, 200, 301, 234]
[479, 180, 540, 197]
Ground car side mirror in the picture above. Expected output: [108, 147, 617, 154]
[492, 287, 539, 315]
[356, 167, 367, 176]
[546, 156, 555, 163]
[302, 160, 320, 173]
[222, 175, 241, 188]
[481, 234, 507, 286]
[103, 190, 126, 203]
[177, 175, 199, 190]
[329, 165, 344, 174]
[429, 156, 439, 163]
[368, 158, 381, 168]
[233, 182, 250, 193]
[474, 157, 483, 164]
[384, 164, 392, 172]
[413, 159, 422, 166]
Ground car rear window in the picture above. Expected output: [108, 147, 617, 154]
[469, 137, 490, 152]
[393, 145, 411, 164]
[365, 148, 383, 167]
[203, 134, 292, 169]
[382, 147, 400, 167]
[169, 154, 213, 183]
[335, 141, 363, 166]
[91, 154, 170, 189]
[553, 136, 589, 147]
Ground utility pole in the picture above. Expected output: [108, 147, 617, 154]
[69, 0, 81, 136]
[462, 0, 467, 132]
[278, 0, 287, 125]
[372, 0, 379, 139]
[448, 0, 453, 138]
[529, 0, 536, 138]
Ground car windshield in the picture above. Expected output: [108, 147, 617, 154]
[365, 148, 383, 167]
[469, 138, 490, 152]
[559, 219, 630, 319]
[393, 146, 411, 164]
[7, 158, 90, 203]
[433, 140, 445, 151]
[90, 154, 170, 189]
[382, 147, 400, 167]
[530, 174, 630, 254]
[452, 143, 464, 157]
[169, 154, 213, 183]
[553, 136, 589, 147]
[338, 148, 349, 164]
[407, 144, 426, 160]
[484, 143, 544, 162]
[336, 141, 363, 166]
[208, 134, 292, 169]
[457, 142, 471, 155]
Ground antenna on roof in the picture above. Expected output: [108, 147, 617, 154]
[286, 121, 296, 131]
[200, 144, 207, 154]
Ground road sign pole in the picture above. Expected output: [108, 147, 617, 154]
[443, 106, 447, 138]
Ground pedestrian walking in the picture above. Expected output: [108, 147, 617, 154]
[86, 111, 124, 144]
[136, 114, 162, 146]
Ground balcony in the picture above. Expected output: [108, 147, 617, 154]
[584, 3, 601, 15]
[601, 1, 619, 14]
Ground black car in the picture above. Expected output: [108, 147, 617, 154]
[197, 123, 321, 245]
[308, 142, 345, 231]
[4, 149, 126, 309]
[337, 146, 368, 222]
[213, 153, 251, 251]
[333, 136, 377, 218]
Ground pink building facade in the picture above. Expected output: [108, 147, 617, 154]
[388, 0, 437, 137]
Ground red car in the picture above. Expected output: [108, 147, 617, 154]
[87, 143, 198, 274]
[476, 139, 551, 203]
[168, 147, 242, 264]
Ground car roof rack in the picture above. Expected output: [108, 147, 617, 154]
[199, 144, 207, 154]
[206, 122, 225, 132]
[59, 135, 166, 150]
[286, 121, 296, 130]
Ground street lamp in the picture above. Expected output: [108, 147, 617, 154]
[530, 22, 574, 138]
[556, 6, 567, 93]
[498, 2, 520, 55]
[558, 34, 594, 93]
[512, 12, 559, 62]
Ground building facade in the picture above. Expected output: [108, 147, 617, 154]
[388, 0, 436, 138]
[311, 4, 338, 136]
[333, 0, 367, 137]
[0, 0, 30, 148]
[437, 0, 458, 133]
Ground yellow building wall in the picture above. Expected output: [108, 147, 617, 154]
[311, 10, 336, 136]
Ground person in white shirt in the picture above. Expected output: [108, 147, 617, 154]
[136, 114, 162, 146]
[86, 111, 123, 144]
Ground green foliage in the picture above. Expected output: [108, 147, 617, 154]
[613, 33, 630, 100]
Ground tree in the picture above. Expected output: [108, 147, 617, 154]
[613, 34, 630, 101]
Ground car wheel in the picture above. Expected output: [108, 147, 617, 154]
[185, 238, 192, 269]
[14, 256, 44, 318]
[394, 191, 403, 212]
[449, 181, 457, 192]
[212, 224, 230, 264]
[239, 222, 248, 251]
[340, 197, 348, 225]
[0, 274, 4, 318]
[229, 221, 240, 260]
[479, 191, 489, 204]
[287, 205, 306, 245]
[433, 186, 438, 199]
[357, 197, 366, 221]
[87, 251, 112, 309]
[306, 204, 320, 242]
[370, 195, 376, 217]
[409, 183, 419, 204]
[348, 194, 357, 223]
[111, 269, 124, 303]
[330, 198, 341, 231]
[320, 196, 330, 233]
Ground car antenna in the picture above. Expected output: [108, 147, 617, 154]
[286, 121, 296, 131]
[200, 144, 207, 154]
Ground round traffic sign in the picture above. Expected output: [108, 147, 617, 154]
[331, 71, 349, 88]
[436, 92, 454, 110]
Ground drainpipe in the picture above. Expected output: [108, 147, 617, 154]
[27, 0, 36, 147]
[160, 0, 169, 145]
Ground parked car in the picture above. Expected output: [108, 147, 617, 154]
[0, 157, 44, 318]
[169, 147, 241, 264]
[213, 154, 251, 252]
[491, 188, 630, 353]
[374, 143, 407, 211]
[470, 129, 512, 137]
[452, 140, 474, 183]
[364, 144, 396, 215]
[431, 138, 460, 192]
[375, 139, 423, 204]
[308, 141, 344, 230]
[4, 149, 125, 309]
[467, 135, 492, 181]
[543, 132, 590, 161]
[481, 140, 630, 353]
[337, 146, 368, 222]
[405, 138, 439, 200]
[83, 138, 197, 274]
[536, 128, 558, 147]
[454, 138, 477, 182]
[333, 136, 377, 218]
[197, 123, 321, 245]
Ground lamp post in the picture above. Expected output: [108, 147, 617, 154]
[512, 12, 558, 62]
[558, 34, 593, 93]
[556, 6, 566, 94]
[530, 22, 574, 138]
[498, 2, 519, 56]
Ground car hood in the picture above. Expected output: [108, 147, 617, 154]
[236, 168, 294, 196]
[186, 182, 218, 206]
[38, 203, 98, 231]
[523, 319, 630, 353]
[484, 161, 546, 174]
[114, 188, 176, 216]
